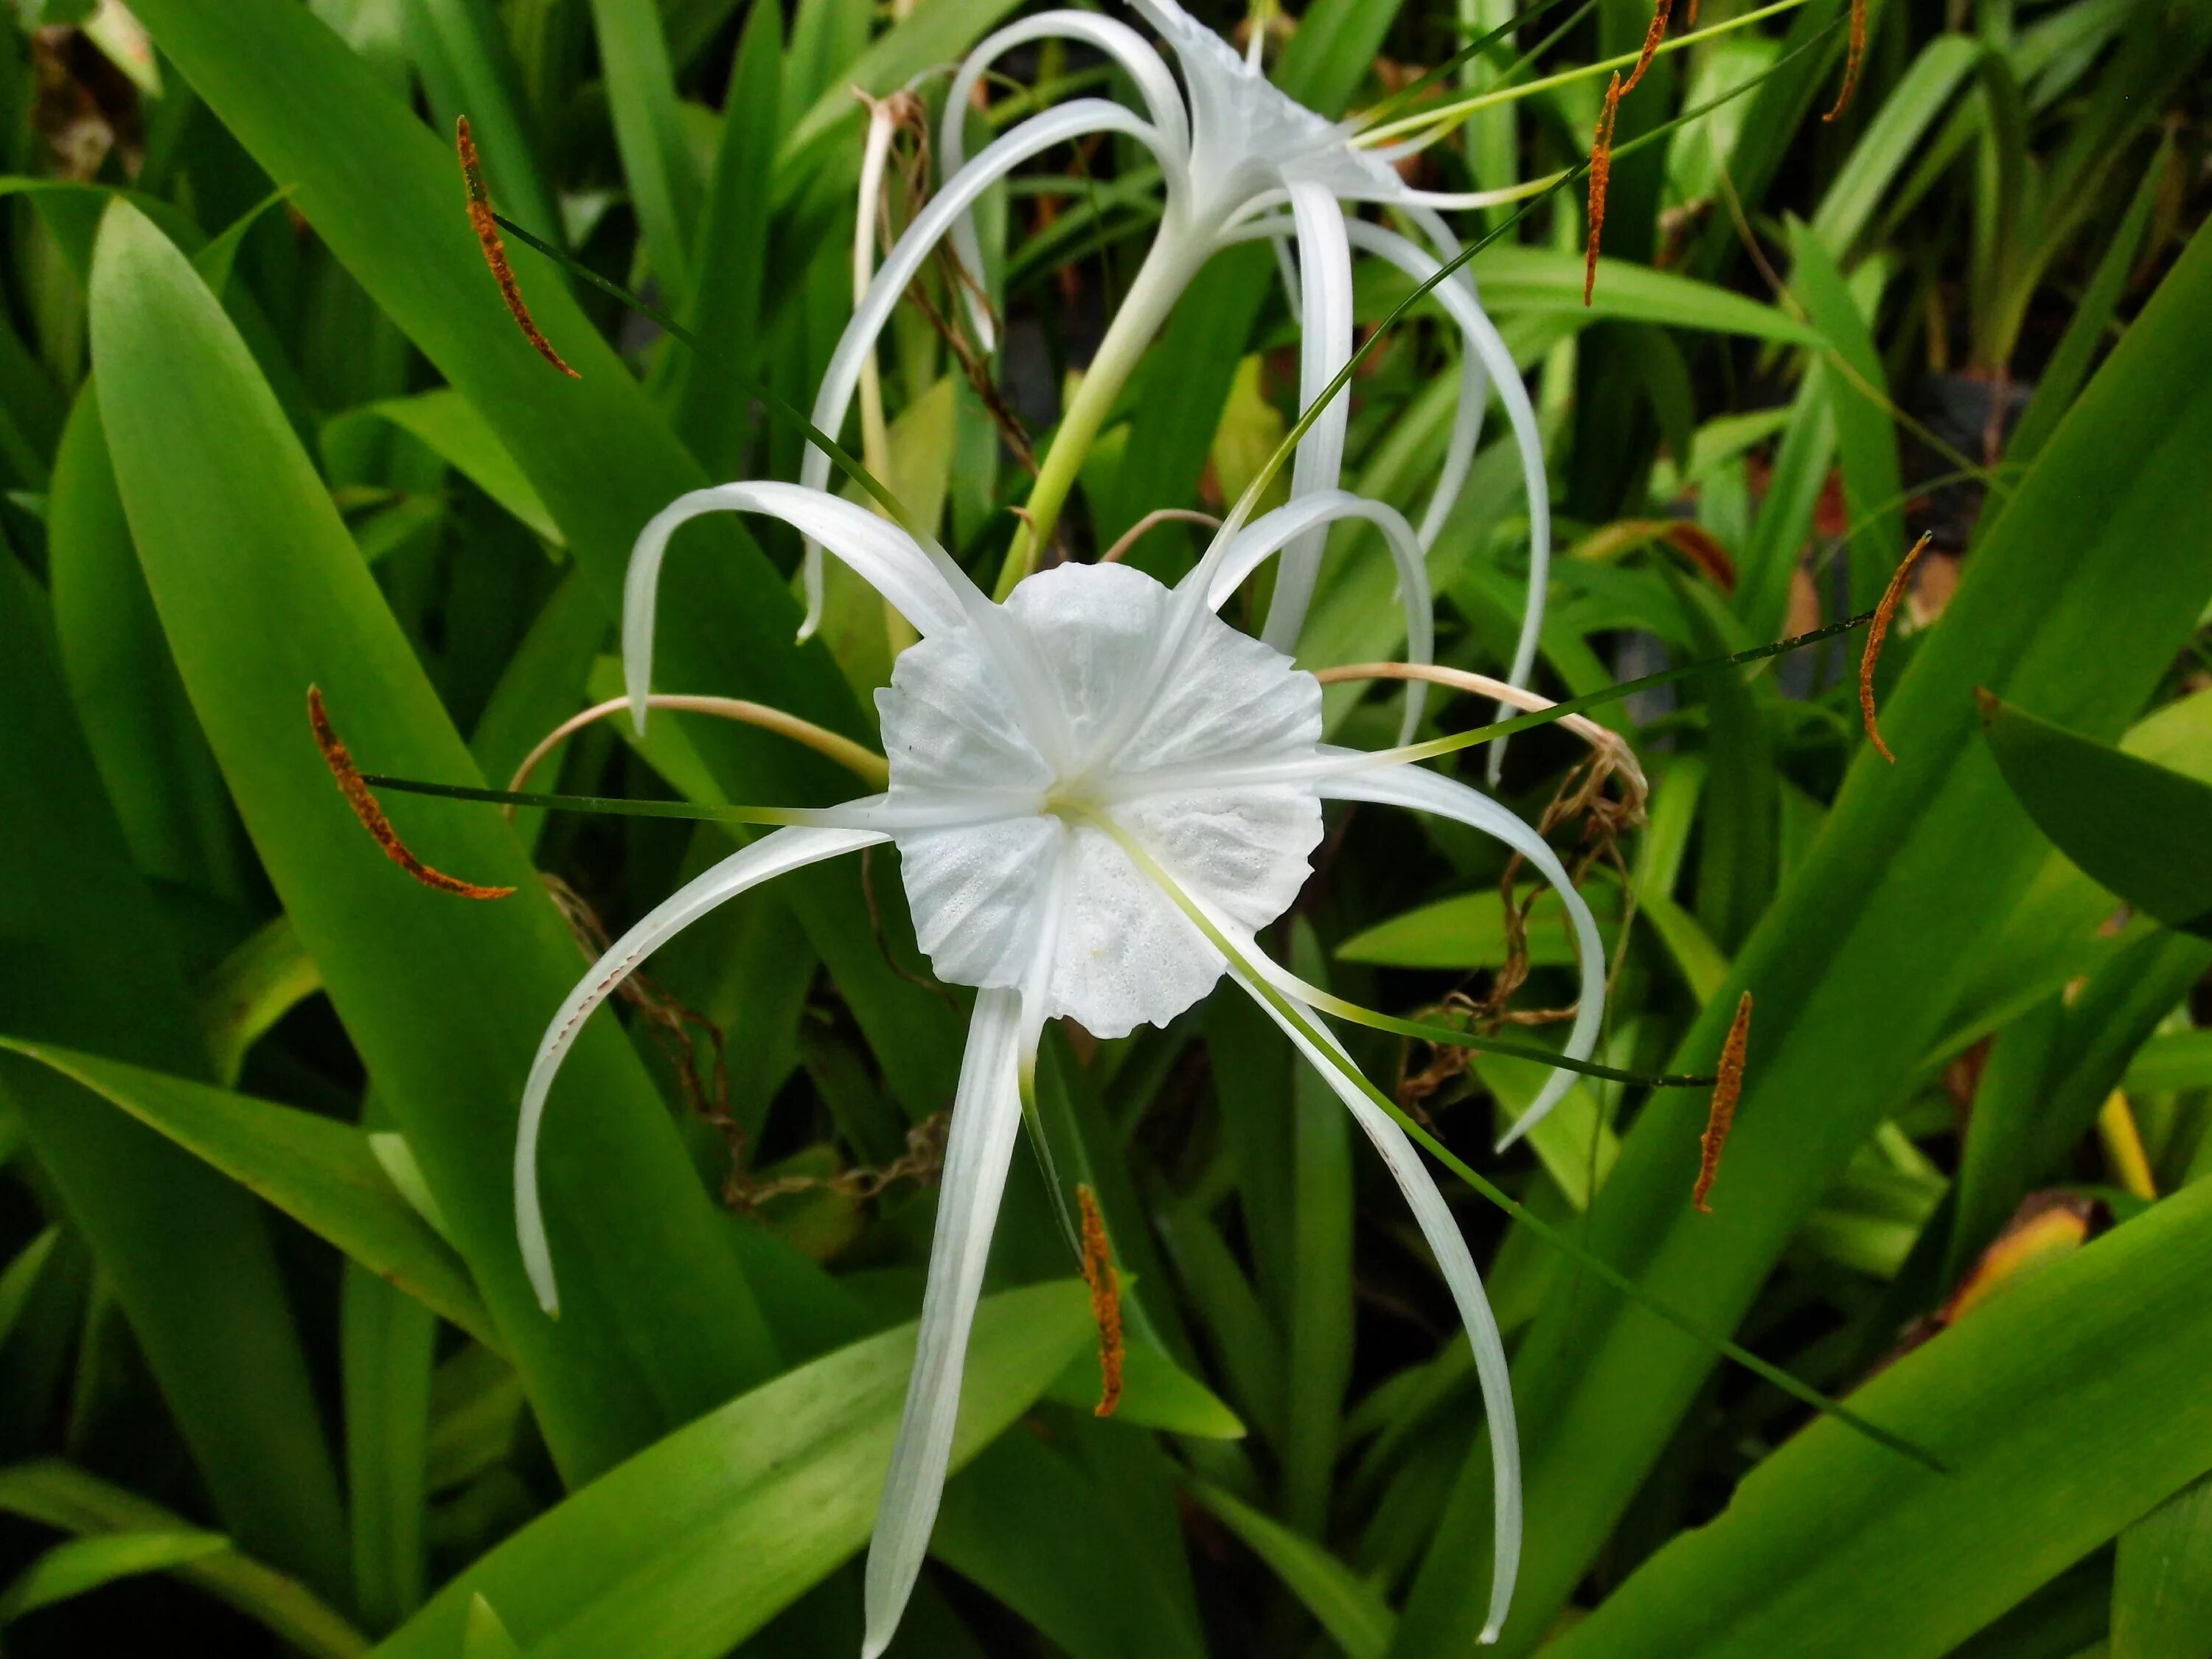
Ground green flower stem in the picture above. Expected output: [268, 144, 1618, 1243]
[992, 226, 1212, 597]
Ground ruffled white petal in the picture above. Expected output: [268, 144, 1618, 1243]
[1229, 953, 1520, 1643]
[1258, 180, 1354, 655]
[877, 562, 1324, 1037]
[941, 12, 1190, 348]
[624, 482, 975, 731]
[514, 824, 886, 1314]
[1189, 489, 1433, 742]
[862, 984, 1030, 1659]
[1321, 762, 1604, 1139]
[799, 98, 1175, 632]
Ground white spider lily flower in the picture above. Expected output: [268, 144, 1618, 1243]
[516, 484, 1606, 1656]
[797, 0, 1551, 693]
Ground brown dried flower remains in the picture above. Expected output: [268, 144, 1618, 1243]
[1860, 533, 1930, 764]
[457, 116, 579, 379]
[1693, 992, 1752, 1212]
[1077, 1185, 1124, 1418]
[307, 687, 515, 900]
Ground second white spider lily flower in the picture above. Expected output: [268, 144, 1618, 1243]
[516, 483, 1609, 1658]
[799, 0, 1551, 690]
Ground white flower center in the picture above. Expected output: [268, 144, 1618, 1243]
[879, 561, 1324, 1037]
[1138, 0, 1403, 213]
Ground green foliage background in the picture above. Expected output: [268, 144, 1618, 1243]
[0, 0, 2208, 1654]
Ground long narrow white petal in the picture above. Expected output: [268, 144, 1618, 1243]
[1230, 959, 1520, 1643]
[1339, 219, 1550, 782]
[941, 13, 1189, 348]
[1189, 489, 1433, 742]
[1321, 762, 1603, 1139]
[862, 985, 1029, 1659]
[1268, 226, 1303, 315]
[853, 98, 900, 487]
[799, 99, 1173, 629]
[1391, 205, 1492, 552]
[1338, 221, 1548, 694]
[625, 481, 973, 732]
[1258, 180, 1354, 654]
[514, 825, 886, 1315]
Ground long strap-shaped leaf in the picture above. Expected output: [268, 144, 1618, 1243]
[1395, 218, 2212, 1659]
[88, 200, 780, 1484]
[125, 0, 970, 1126]
[1080, 807, 1939, 1472]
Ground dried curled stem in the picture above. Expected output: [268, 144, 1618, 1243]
[1077, 1185, 1124, 1418]
[456, 116, 577, 378]
[307, 687, 515, 900]
[1332, 664, 1649, 1100]
[1100, 508, 1223, 565]
[1694, 992, 1752, 1213]
[1824, 0, 1868, 122]
[1315, 662, 1650, 814]
[503, 694, 889, 819]
[1859, 532, 1930, 765]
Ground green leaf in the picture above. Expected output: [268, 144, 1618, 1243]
[2007, 135, 2170, 475]
[130, 0, 967, 1121]
[403, 0, 563, 251]
[1188, 1481, 1397, 1659]
[344, 1256, 436, 1631]
[2113, 1470, 2212, 1659]
[585, 0, 699, 303]
[1275, 0, 1405, 117]
[88, 197, 779, 1478]
[930, 1427, 1211, 1659]
[364, 389, 561, 547]
[2124, 1030, 2212, 1096]
[0, 1530, 232, 1624]
[1787, 223, 1907, 615]
[1980, 695, 2212, 939]
[196, 916, 321, 1088]
[0, 1461, 369, 1659]
[0, 559, 348, 1600]
[370, 1281, 1092, 1659]
[0, 1040, 498, 1349]
[46, 385, 245, 897]
[462, 1593, 526, 1659]
[1284, 930, 1354, 1533]
[1546, 1175, 2212, 1659]
[0, 1229, 60, 1355]
[774, 0, 1027, 189]
[1463, 246, 1824, 346]
[1393, 219, 2212, 1658]
[1043, 1339, 1245, 1439]
[667, 0, 779, 476]
[1809, 36, 1984, 262]
[1337, 885, 1614, 970]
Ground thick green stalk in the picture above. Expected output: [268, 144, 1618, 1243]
[993, 226, 1211, 597]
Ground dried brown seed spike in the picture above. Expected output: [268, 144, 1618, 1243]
[1584, 74, 1623, 307]
[1685, 0, 1701, 27]
[1860, 532, 1930, 764]
[1693, 992, 1751, 1213]
[1621, 0, 1674, 98]
[307, 687, 515, 900]
[1824, 0, 1868, 122]
[1076, 1185, 1124, 1418]
[457, 116, 579, 380]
